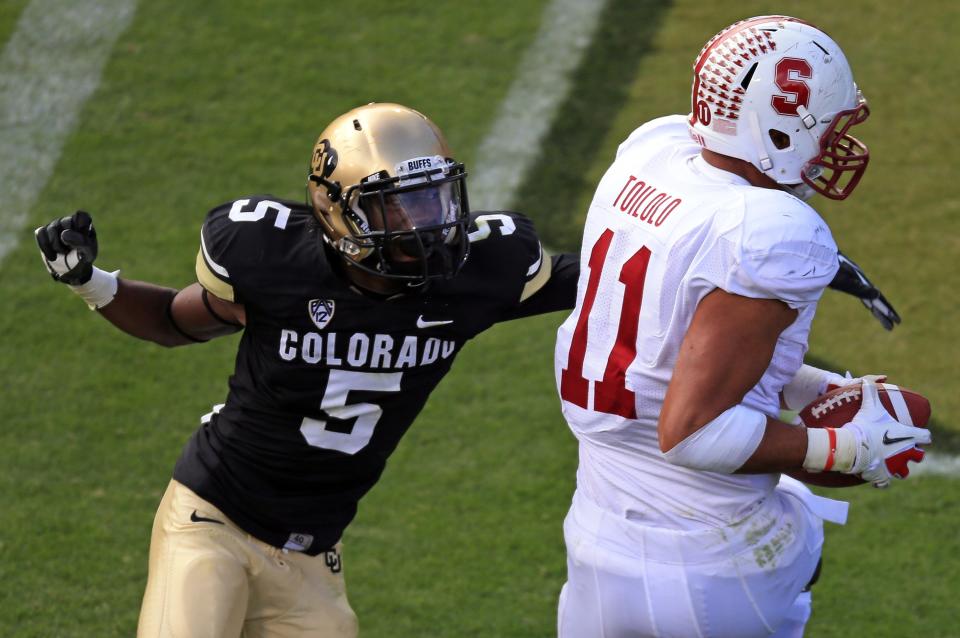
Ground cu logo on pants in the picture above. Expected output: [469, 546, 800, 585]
[325, 550, 342, 573]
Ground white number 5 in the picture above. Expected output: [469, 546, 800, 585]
[228, 199, 291, 229]
[468, 213, 516, 242]
[300, 370, 402, 454]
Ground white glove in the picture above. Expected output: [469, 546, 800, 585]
[840, 379, 930, 487]
[782, 364, 885, 411]
[827, 372, 888, 392]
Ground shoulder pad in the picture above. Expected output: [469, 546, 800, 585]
[196, 196, 313, 303]
[617, 115, 692, 159]
[729, 191, 838, 307]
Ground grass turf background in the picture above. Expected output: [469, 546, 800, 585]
[0, 1, 957, 636]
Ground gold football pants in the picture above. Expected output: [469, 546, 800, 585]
[137, 480, 358, 637]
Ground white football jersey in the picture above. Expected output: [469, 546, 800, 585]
[555, 115, 839, 528]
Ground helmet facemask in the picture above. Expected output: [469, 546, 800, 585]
[330, 157, 470, 286]
[799, 99, 870, 200]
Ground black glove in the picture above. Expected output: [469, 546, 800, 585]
[35, 211, 98, 285]
[829, 251, 901, 331]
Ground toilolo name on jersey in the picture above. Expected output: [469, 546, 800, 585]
[278, 329, 456, 369]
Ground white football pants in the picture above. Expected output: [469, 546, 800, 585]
[558, 476, 846, 638]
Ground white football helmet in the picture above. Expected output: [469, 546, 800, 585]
[688, 16, 869, 200]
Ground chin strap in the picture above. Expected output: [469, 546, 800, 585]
[748, 111, 773, 172]
[782, 182, 816, 201]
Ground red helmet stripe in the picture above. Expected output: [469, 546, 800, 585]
[690, 16, 814, 128]
[693, 16, 793, 74]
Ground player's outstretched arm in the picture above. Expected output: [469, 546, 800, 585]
[829, 250, 901, 330]
[36, 211, 244, 347]
[501, 252, 580, 321]
[99, 281, 244, 346]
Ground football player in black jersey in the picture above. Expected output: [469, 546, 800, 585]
[35, 103, 580, 637]
[35, 103, 900, 638]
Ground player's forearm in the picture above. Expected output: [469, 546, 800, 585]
[97, 279, 198, 347]
[660, 404, 808, 474]
[660, 398, 854, 476]
[736, 417, 808, 473]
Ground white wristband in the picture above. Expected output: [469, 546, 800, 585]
[803, 427, 858, 473]
[69, 266, 119, 310]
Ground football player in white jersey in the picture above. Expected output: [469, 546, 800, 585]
[554, 16, 931, 638]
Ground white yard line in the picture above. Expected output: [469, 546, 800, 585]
[911, 452, 960, 478]
[0, 0, 137, 264]
[469, 0, 608, 212]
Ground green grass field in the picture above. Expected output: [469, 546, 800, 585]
[1, 1, 958, 636]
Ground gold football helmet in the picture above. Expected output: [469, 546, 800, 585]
[307, 103, 470, 286]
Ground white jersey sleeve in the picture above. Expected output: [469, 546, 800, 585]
[699, 190, 838, 309]
[616, 115, 684, 160]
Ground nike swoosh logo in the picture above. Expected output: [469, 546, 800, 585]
[416, 315, 454, 329]
[882, 432, 914, 445]
[190, 510, 224, 525]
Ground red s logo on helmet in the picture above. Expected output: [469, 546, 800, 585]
[771, 57, 812, 115]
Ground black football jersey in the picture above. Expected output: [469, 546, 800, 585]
[174, 196, 573, 554]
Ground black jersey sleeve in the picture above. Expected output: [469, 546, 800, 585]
[195, 202, 242, 302]
[500, 252, 579, 321]
[464, 211, 579, 321]
[195, 196, 314, 304]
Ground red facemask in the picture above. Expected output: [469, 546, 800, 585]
[801, 101, 870, 200]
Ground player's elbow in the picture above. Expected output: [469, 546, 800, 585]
[658, 387, 717, 453]
[657, 414, 695, 454]
[658, 405, 768, 473]
[142, 332, 191, 348]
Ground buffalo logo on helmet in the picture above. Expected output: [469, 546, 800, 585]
[312, 138, 338, 178]
[310, 138, 343, 203]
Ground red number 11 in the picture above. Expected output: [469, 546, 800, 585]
[560, 229, 651, 419]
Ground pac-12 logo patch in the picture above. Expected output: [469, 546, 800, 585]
[308, 299, 335, 329]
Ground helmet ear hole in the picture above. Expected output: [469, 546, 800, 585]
[769, 129, 791, 150]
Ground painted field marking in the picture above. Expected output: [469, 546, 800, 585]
[911, 452, 960, 478]
[0, 0, 138, 264]
[469, 0, 608, 212]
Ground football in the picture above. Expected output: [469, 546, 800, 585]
[795, 382, 931, 487]
[799, 382, 931, 430]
